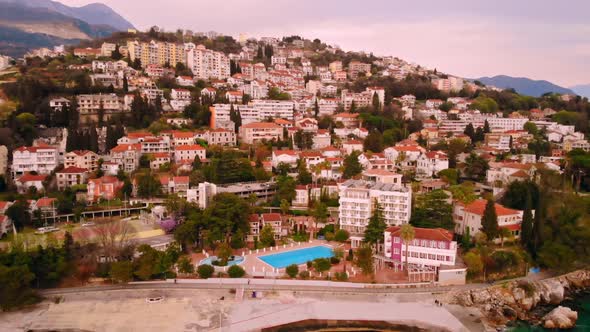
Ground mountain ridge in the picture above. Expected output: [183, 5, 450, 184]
[475, 75, 575, 97]
[570, 84, 590, 99]
[0, 0, 134, 31]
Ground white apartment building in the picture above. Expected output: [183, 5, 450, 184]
[416, 151, 449, 177]
[186, 44, 230, 80]
[64, 150, 99, 172]
[171, 88, 191, 100]
[76, 94, 123, 124]
[56, 166, 88, 190]
[211, 100, 295, 128]
[12, 145, 59, 178]
[239, 122, 283, 145]
[173, 145, 206, 163]
[110, 144, 141, 173]
[339, 171, 412, 247]
[454, 199, 525, 240]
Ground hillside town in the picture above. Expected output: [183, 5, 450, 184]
[1, 27, 590, 318]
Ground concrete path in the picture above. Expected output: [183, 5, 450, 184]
[226, 299, 470, 332]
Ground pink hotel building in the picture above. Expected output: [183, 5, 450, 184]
[381, 226, 466, 285]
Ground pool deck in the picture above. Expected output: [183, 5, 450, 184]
[236, 240, 343, 277]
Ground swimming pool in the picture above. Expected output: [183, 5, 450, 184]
[259, 246, 333, 268]
[199, 255, 244, 266]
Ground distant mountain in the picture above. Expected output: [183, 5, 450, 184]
[475, 75, 575, 97]
[0, 1, 128, 58]
[0, 0, 134, 31]
[570, 84, 590, 99]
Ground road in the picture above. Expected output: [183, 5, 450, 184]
[40, 278, 487, 297]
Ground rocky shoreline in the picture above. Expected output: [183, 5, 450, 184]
[446, 270, 590, 328]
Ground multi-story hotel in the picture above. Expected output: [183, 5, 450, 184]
[339, 170, 412, 247]
[127, 40, 186, 67]
[210, 100, 295, 129]
[186, 44, 230, 80]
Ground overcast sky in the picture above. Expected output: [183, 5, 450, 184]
[60, 0, 590, 87]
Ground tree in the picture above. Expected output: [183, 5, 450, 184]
[372, 92, 381, 111]
[197, 264, 214, 279]
[520, 190, 534, 250]
[464, 153, 489, 181]
[410, 190, 454, 230]
[313, 258, 331, 273]
[122, 74, 128, 92]
[230, 229, 246, 249]
[334, 229, 350, 242]
[297, 160, 312, 185]
[111, 45, 123, 60]
[343, 151, 363, 179]
[110, 261, 133, 283]
[481, 199, 499, 240]
[400, 224, 415, 272]
[483, 120, 491, 134]
[355, 245, 374, 275]
[5, 200, 32, 230]
[0, 265, 37, 310]
[228, 265, 246, 278]
[464, 123, 475, 141]
[464, 251, 483, 277]
[364, 200, 386, 245]
[363, 130, 384, 153]
[314, 99, 320, 118]
[280, 199, 291, 216]
[136, 172, 162, 198]
[286, 264, 299, 278]
[216, 242, 233, 266]
[177, 256, 195, 274]
[259, 224, 276, 248]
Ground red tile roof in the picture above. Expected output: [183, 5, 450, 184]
[262, 213, 282, 222]
[386, 226, 453, 242]
[242, 122, 281, 129]
[175, 144, 205, 151]
[58, 166, 88, 174]
[463, 199, 520, 217]
[111, 144, 141, 153]
[17, 174, 47, 183]
[36, 197, 57, 208]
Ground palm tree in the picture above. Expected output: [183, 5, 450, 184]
[400, 224, 415, 273]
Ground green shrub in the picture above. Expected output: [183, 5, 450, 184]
[324, 231, 335, 241]
[335, 271, 348, 281]
[313, 258, 331, 273]
[334, 229, 350, 242]
[306, 261, 313, 268]
[197, 264, 214, 279]
[330, 257, 340, 265]
[299, 270, 310, 279]
[227, 265, 246, 278]
[286, 264, 299, 278]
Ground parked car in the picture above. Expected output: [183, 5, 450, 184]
[146, 296, 164, 303]
[35, 226, 59, 234]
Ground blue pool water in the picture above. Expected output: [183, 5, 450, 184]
[199, 255, 244, 266]
[259, 246, 333, 268]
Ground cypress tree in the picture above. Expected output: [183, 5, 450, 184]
[520, 189, 533, 250]
[364, 199, 386, 245]
[122, 75, 128, 92]
[483, 120, 491, 133]
[464, 123, 475, 141]
[89, 127, 99, 153]
[481, 199, 499, 240]
[531, 194, 545, 257]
